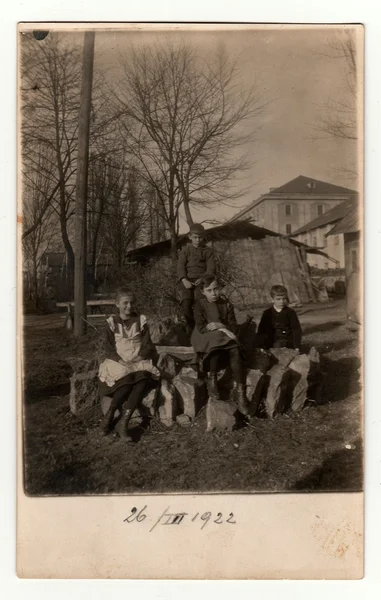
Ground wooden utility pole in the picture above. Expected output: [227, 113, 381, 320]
[74, 31, 95, 336]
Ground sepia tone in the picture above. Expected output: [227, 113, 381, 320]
[17, 23, 364, 579]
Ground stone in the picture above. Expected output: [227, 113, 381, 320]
[246, 369, 266, 417]
[173, 367, 207, 419]
[156, 353, 178, 377]
[245, 347, 273, 373]
[156, 346, 195, 361]
[264, 364, 292, 418]
[176, 414, 192, 427]
[141, 386, 159, 416]
[206, 399, 237, 432]
[288, 354, 311, 411]
[307, 347, 322, 404]
[67, 356, 99, 374]
[269, 348, 299, 368]
[157, 379, 178, 427]
[69, 369, 99, 417]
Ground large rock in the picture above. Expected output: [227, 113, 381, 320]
[206, 399, 237, 432]
[141, 386, 159, 416]
[173, 367, 207, 419]
[157, 379, 178, 427]
[69, 369, 99, 417]
[264, 364, 292, 418]
[246, 369, 266, 417]
[67, 357, 99, 374]
[269, 348, 299, 368]
[307, 347, 322, 404]
[245, 347, 272, 373]
[157, 353, 178, 378]
[288, 354, 311, 411]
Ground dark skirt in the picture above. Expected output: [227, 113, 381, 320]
[98, 371, 156, 400]
[191, 328, 239, 371]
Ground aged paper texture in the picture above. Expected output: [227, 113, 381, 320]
[17, 22, 364, 579]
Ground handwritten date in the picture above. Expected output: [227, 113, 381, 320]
[124, 506, 236, 531]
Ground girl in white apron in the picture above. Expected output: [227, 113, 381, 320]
[98, 288, 160, 441]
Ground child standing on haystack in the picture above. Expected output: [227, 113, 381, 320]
[177, 223, 216, 331]
[98, 287, 160, 442]
[257, 285, 302, 350]
[191, 275, 250, 416]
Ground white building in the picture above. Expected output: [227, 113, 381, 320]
[291, 196, 358, 269]
[229, 175, 357, 237]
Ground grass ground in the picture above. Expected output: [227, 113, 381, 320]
[22, 300, 363, 495]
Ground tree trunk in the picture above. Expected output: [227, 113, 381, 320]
[170, 228, 178, 265]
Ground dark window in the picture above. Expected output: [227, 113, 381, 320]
[312, 236, 317, 246]
[317, 204, 324, 216]
[351, 249, 358, 271]
[286, 224, 292, 235]
[285, 204, 291, 216]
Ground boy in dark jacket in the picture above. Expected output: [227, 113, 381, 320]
[257, 285, 302, 350]
[177, 223, 215, 330]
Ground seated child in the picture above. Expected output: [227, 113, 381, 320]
[257, 285, 302, 350]
[191, 275, 250, 416]
[177, 223, 215, 330]
[98, 287, 160, 442]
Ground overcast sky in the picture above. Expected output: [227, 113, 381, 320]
[34, 25, 362, 233]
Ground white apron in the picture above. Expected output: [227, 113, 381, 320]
[98, 314, 160, 388]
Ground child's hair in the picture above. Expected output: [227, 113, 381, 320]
[115, 287, 136, 303]
[189, 223, 206, 236]
[199, 275, 219, 290]
[270, 285, 289, 298]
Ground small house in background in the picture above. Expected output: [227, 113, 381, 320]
[126, 221, 331, 308]
[229, 175, 357, 236]
[327, 205, 362, 323]
[291, 195, 359, 269]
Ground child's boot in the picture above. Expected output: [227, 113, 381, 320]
[236, 384, 250, 416]
[118, 407, 134, 442]
[100, 397, 120, 435]
[207, 372, 220, 401]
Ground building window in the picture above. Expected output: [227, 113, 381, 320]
[351, 249, 358, 271]
[285, 204, 291, 216]
[312, 236, 317, 246]
[317, 204, 324, 216]
[334, 235, 339, 246]
[286, 224, 292, 235]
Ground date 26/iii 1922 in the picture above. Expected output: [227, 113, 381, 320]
[124, 506, 237, 531]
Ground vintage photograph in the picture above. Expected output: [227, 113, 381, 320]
[19, 24, 363, 497]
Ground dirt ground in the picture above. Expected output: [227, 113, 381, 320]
[22, 300, 363, 496]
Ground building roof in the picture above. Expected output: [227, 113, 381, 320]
[292, 195, 359, 236]
[126, 220, 330, 264]
[272, 175, 356, 195]
[327, 206, 361, 235]
[229, 175, 357, 222]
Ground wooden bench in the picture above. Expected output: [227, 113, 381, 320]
[56, 300, 115, 320]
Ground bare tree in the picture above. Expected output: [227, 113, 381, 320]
[21, 32, 118, 295]
[313, 30, 359, 178]
[20, 33, 83, 292]
[94, 162, 150, 269]
[22, 154, 59, 304]
[116, 41, 266, 258]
